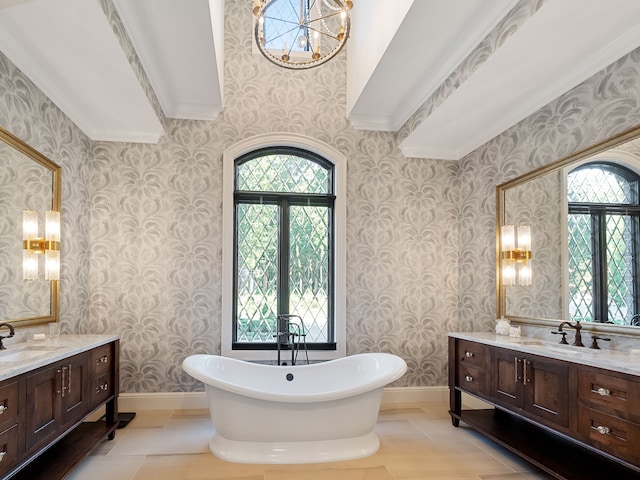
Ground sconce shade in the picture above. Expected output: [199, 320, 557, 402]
[23, 209, 38, 243]
[501, 224, 515, 252]
[501, 224, 532, 286]
[22, 209, 60, 281]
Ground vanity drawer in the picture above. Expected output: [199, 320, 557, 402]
[91, 343, 113, 376]
[90, 344, 114, 409]
[457, 340, 486, 369]
[578, 370, 640, 422]
[0, 423, 18, 478]
[457, 364, 484, 394]
[0, 380, 19, 431]
[578, 405, 640, 465]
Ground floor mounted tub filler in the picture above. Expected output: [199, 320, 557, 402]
[182, 353, 407, 464]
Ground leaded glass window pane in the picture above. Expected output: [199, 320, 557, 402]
[567, 166, 634, 203]
[289, 205, 329, 342]
[606, 214, 634, 323]
[236, 153, 330, 193]
[236, 204, 278, 342]
[568, 213, 593, 322]
[567, 162, 640, 325]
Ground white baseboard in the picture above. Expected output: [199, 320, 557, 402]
[118, 386, 454, 411]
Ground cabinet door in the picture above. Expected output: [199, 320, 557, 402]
[25, 365, 61, 450]
[490, 348, 521, 409]
[490, 348, 569, 429]
[522, 357, 569, 427]
[60, 353, 89, 428]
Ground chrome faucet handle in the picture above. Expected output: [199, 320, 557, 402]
[551, 331, 568, 344]
[590, 335, 611, 350]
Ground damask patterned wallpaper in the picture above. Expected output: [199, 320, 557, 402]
[87, 0, 459, 391]
[0, 147, 52, 320]
[2, 0, 640, 393]
[0, 53, 92, 337]
[458, 46, 640, 335]
[504, 170, 563, 319]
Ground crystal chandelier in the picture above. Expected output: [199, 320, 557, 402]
[253, 0, 353, 70]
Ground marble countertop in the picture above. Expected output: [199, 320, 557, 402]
[449, 332, 640, 377]
[0, 334, 119, 381]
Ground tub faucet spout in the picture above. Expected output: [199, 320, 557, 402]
[0, 322, 15, 350]
[558, 321, 583, 347]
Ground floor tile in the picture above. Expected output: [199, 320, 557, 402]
[65, 401, 557, 480]
[264, 465, 394, 480]
[66, 455, 145, 480]
[108, 418, 214, 456]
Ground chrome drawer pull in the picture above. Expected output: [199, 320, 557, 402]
[596, 425, 610, 435]
[465, 351, 473, 358]
[0, 405, 6, 414]
[597, 387, 611, 396]
[465, 374, 473, 382]
[96, 355, 109, 365]
[96, 383, 109, 393]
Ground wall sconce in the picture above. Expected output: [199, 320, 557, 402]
[501, 224, 532, 286]
[23, 209, 60, 281]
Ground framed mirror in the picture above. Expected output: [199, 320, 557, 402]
[497, 124, 640, 334]
[0, 125, 61, 327]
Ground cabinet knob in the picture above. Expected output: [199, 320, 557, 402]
[465, 351, 474, 358]
[96, 355, 109, 365]
[0, 451, 5, 462]
[596, 425, 610, 435]
[596, 387, 611, 397]
[465, 374, 473, 382]
[0, 405, 6, 414]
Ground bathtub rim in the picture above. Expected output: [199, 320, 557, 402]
[182, 352, 407, 403]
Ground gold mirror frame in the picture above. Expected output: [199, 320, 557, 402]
[0, 126, 61, 327]
[497, 124, 640, 336]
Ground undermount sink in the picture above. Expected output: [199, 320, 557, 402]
[515, 340, 585, 355]
[0, 344, 64, 362]
[545, 346, 582, 355]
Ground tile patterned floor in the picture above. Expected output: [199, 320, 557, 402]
[68, 402, 553, 480]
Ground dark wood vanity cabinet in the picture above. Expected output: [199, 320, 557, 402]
[449, 336, 640, 479]
[490, 347, 569, 428]
[3, 339, 119, 480]
[25, 352, 90, 451]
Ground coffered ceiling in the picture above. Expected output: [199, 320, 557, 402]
[0, 0, 639, 159]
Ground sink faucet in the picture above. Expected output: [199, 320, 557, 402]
[557, 321, 584, 347]
[0, 322, 15, 350]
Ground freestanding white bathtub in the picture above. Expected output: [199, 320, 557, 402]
[182, 353, 407, 464]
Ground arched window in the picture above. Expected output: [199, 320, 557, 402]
[567, 162, 640, 325]
[232, 147, 336, 350]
